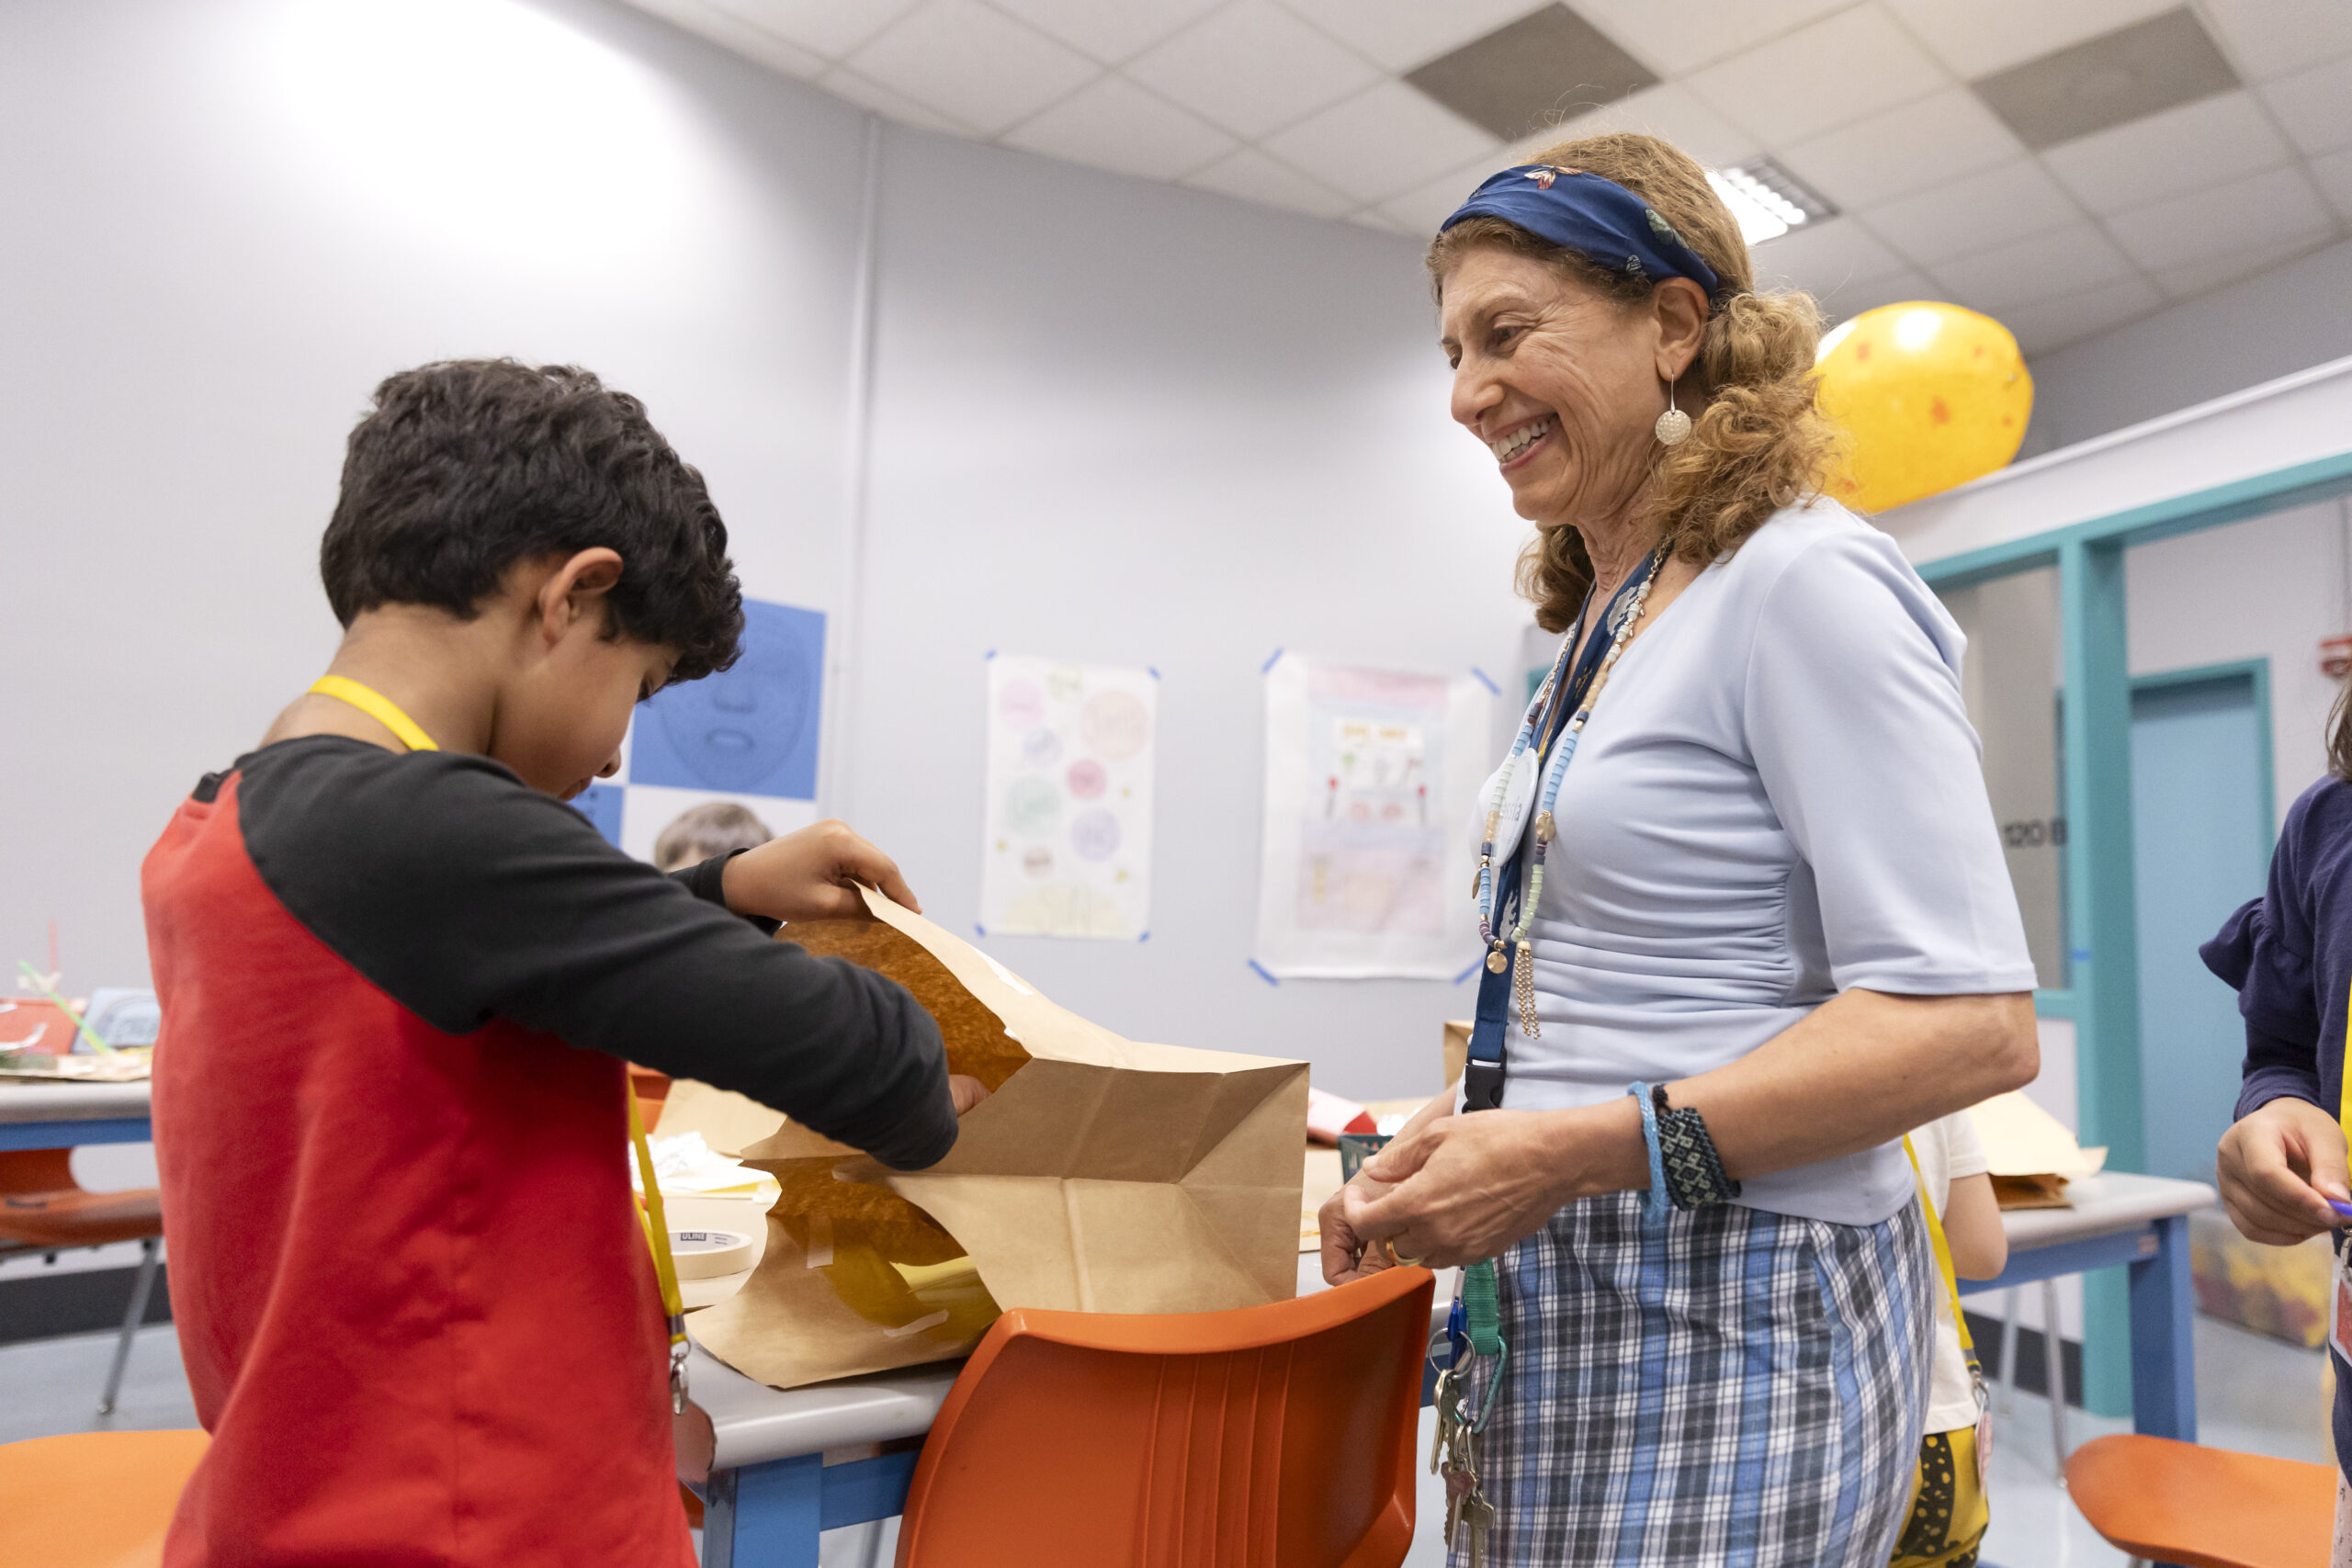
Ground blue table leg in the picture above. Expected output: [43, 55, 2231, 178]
[703, 1452, 822, 1568]
[2126, 1213, 2195, 1440]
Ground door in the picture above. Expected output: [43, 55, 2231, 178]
[2130, 667, 2272, 1181]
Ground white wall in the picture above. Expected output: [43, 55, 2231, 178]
[2128, 496, 2352, 825]
[2023, 236, 2352, 456]
[846, 128, 1526, 1090]
[1, 0, 874, 989]
[1, 0, 1528, 1100]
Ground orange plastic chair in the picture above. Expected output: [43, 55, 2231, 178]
[894, 1265, 1435, 1568]
[2065, 1433, 2335, 1568]
[0, 1148, 167, 1414]
[0, 1429, 209, 1568]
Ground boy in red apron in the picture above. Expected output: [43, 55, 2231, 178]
[143, 359, 975, 1566]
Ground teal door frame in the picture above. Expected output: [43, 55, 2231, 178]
[1917, 451, 2352, 1417]
[2131, 659, 2276, 846]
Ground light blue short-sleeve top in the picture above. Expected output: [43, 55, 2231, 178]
[1480, 500, 2037, 1226]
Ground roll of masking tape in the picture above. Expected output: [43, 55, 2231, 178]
[668, 1228, 755, 1280]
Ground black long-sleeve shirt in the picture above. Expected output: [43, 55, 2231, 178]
[227, 733, 956, 1168]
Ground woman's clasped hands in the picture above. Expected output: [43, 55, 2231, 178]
[1319, 1095, 1648, 1283]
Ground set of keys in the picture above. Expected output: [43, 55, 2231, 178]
[1430, 1363, 1496, 1564]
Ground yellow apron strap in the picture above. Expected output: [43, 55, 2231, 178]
[1905, 1134, 1977, 1357]
[628, 1085, 691, 1409]
[308, 675, 440, 753]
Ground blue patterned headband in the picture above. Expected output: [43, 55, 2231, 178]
[1440, 164, 1724, 299]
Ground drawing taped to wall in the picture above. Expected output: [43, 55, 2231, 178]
[570, 598, 827, 862]
[979, 655, 1156, 941]
[1255, 654, 1491, 978]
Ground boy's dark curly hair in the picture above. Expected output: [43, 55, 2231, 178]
[321, 360, 744, 682]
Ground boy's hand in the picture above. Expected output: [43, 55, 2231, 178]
[2217, 1095, 2351, 1245]
[719, 820, 922, 922]
[950, 1075, 990, 1115]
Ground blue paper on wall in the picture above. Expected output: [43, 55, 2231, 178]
[573, 781, 627, 846]
[628, 599, 824, 801]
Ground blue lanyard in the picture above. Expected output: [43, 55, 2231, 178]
[1462, 555, 1659, 1112]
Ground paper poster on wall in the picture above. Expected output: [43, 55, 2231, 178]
[570, 598, 827, 862]
[1254, 654, 1492, 979]
[978, 655, 1156, 941]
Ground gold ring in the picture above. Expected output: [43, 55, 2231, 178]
[1388, 1242, 1427, 1267]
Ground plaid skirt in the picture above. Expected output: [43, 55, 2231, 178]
[1451, 1190, 1933, 1567]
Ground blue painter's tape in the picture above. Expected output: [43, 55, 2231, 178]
[2071, 949, 2092, 962]
[1453, 960, 1480, 985]
[1137, 930, 1151, 942]
[984, 649, 997, 660]
[1247, 959, 1280, 987]
[1261, 647, 1284, 673]
[1148, 667, 1161, 681]
[975, 923, 989, 938]
[1469, 666, 1500, 694]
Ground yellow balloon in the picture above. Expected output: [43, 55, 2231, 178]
[1813, 301, 2032, 513]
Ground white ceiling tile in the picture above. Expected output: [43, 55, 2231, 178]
[1125, 1, 1383, 141]
[2105, 162, 2335, 269]
[843, 0, 1098, 137]
[1877, 0, 2174, 79]
[1860, 159, 2084, 265]
[1753, 217, 1921, 299]
[1260, 81, 1502, 204]
[1181, 147, 1358, 219]
[1001, 74, 1238, 180]
[1531, 81, 1760, 169]
[1374, 155, 1497, 236]
[693, 0, 924, 60]
[984, 0, 1226, 64]
[1567, 0, 1856, 78]
[1926, 220, 2137, 314]
[815, 64, 980, 133]
[2199, 0, 2352, 81]
[2153, 233, 2336, 299]
[2259, 56, 2352, 158]
[1811, 265, 1940, 324]
[1683, 6, 1952, 148]
[1778, 85, 2024, 212]
[2042, 90, 2291, 217]
[1269, 0, 1551, 74]
[626, 0, 829, 77]
[2000, 274, 2165, 355]
[2317, 147, 2352, 222]
[1347, 207, 1419, 236]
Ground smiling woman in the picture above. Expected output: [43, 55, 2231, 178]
[1317, 134, 2040, 1568]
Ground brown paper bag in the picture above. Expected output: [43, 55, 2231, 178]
[688, 886, 1309, 1390]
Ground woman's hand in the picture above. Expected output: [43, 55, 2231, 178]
[1318, 1179, 1397, 1286]
[949, 1075, 991, 1116]
[719, 820, 921, 922]
[2218, 1096, 2349, 1245]
[1343, 1100, 1646, 1269]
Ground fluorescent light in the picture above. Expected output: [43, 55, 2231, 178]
[1708, 159, 1838, 248]
[1707, 170, 1792, 244]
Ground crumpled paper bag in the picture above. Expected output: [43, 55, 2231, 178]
[687, 886, 1308, 1390]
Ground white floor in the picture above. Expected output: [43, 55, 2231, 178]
[4, 1314, 2333, 1564]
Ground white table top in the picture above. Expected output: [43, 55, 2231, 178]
[1996, 1171, 2216, 1248]
[0, 1079, 153, 1123]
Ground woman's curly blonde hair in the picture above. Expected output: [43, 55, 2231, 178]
[1427, 132, 1841, 632]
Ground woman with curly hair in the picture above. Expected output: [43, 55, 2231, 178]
[1318, 133, 2041, 1564]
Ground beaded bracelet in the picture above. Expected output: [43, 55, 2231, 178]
[1627, 1081, 1672, 1222]
[1650, 1085, 1741, 1210]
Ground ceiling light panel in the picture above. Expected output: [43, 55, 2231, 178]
[1710, 157, 1835, 246]
[1971, 7, 2237, 151]
[1403, 4, 1656, 142]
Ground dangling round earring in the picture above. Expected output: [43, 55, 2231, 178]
[1654, 378, 1691, 446]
